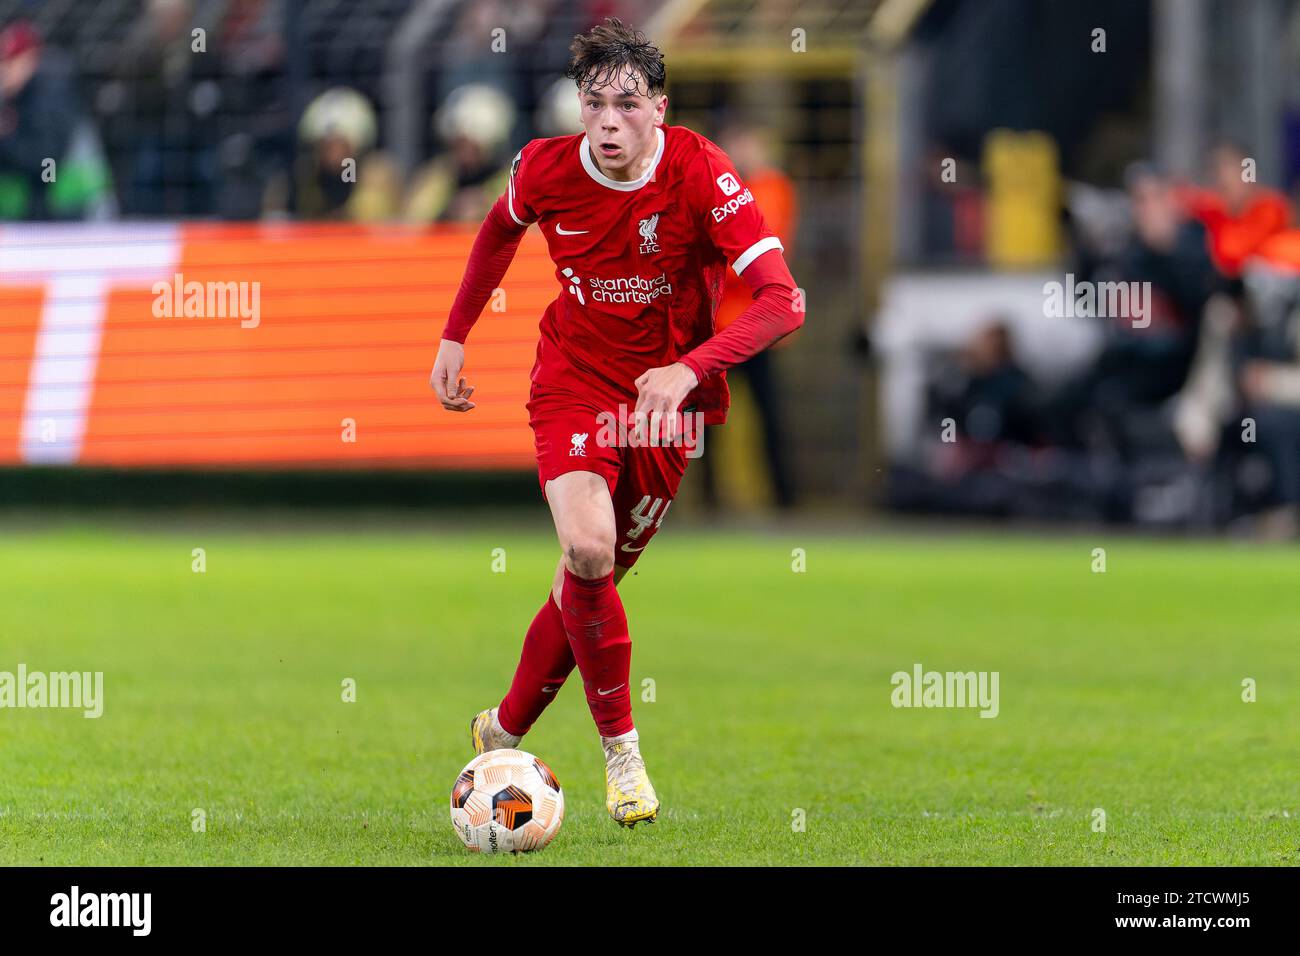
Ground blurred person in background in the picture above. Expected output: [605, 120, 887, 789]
[697, 118, 799, 508]
[1046, 162, 1224, 460]
[285, 86, 399, 221]
[432, 0, 545, 111]
[1167, 141, 1289, 480]
[533, 74, 584, 138]
[403, 83, 515, 223]
[212, 0, 290, 219]
[919, 321, 1066, 517]
[919, 142, 984, 263]
[110, 0, 222, 217]
[1237, 333, 1300, 538]
[0, 19, 111, 220]
[933, 321, 1040, 459]
[1213, 229, 1300, 536]
[1178, 140, 1292, 279]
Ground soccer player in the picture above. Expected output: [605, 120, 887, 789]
[430, 19, 804, 827]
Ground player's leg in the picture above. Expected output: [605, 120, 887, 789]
[542, 469, 634, 730]
[550, 552, 631, 606]
[475, 587, 573, 752]
[565, 435, 692, 825]
[472, 393, 619, 754]
[499, 467, 625, 741]
[541, 468, 659, 827]
[481, 555, 632, 752]
[484, 555, 632, 745]
[589, 435, 693, 824]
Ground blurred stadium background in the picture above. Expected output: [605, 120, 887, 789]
[4, 0, 1300, 535]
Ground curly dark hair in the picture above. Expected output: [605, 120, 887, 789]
[565, 18, 665, 96]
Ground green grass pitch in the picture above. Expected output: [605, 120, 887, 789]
[1, 519, 1297, 865]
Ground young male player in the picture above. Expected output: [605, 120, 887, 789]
[431, 19, 804, 827]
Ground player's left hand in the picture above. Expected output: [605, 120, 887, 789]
[633, 362, 698, 445]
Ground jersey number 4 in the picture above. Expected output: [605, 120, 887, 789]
[620, 495, 672, 553]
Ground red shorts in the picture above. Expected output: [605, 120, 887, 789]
[527, 385, 695, 569]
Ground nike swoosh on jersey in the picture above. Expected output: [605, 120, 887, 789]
[555, 225, 589, 235]
[596, 684, 626, 696]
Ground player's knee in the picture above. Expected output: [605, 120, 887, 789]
[564, 537, 615, 579]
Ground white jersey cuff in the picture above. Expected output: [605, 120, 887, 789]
[507, 176, 530, 226]
[732, 236, 784, 275]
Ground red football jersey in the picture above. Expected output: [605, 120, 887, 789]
[507, 124, 784, 425]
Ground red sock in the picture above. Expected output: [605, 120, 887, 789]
[497, 592, 575, 737]
[560, 567, 634, 738]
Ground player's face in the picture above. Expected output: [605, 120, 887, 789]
[578, 67, 666, 181]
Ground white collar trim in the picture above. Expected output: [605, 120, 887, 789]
[579, 127, 665, 191]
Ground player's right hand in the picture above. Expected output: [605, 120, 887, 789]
[430, 339, 476, 412]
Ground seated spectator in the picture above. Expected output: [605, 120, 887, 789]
[890, 321, 1113, 521]
[935, 322, 1040, 449]
[1237, 373, 1300, 537]
[1176, 227, 1300, 468]
[1178, 139, 1292, 278]
[1233, 247, 1300, 536]
[1046, 163, 1225, 458]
